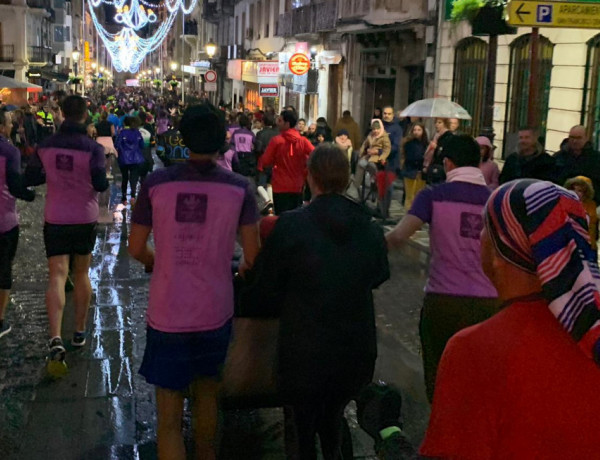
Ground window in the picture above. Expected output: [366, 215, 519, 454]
[65, 25, 70, 41]
[583, 34, 600, 150]
[504, 33, 554, 150]
[257, 1, 262, 39]
[235, 16, 239, 44]
[54, 25, 64, 43]
[53, 0, 64, 9]
[265, 0, 270, 38]
[452, 37, 488, 137]
[273, 0, 279, 36]
[65, 0, 71, 15]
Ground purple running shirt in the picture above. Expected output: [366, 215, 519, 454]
[132, 161, 259, 333]
[0, 136, 20, 233]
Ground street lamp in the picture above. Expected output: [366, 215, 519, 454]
[205, 39, 217, 59]
[91, 62, 97, 70]
[155, 67, 160, 74]
[71, 49, 81, 95]
[170, 62, 178, 72]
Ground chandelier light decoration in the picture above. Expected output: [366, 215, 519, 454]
[88, 0, 197, 73]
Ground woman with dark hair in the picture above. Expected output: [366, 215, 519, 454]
[401, 122, 429, 210]
[115, 116, 145, 205]
[423, 118, 453, 184]
[242, 143, 389, 460]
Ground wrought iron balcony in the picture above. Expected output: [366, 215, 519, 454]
[28, 45, 52, 64]
[0, 45, 15, 63]
[276, 1, 337, 38]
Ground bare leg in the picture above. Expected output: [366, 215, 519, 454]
[156, 386, 186, 460]
[190, 378, 220, 460]
[72, 254, 92, 332]
[46, 255, 70, 338]
[0, 289, 9, 321]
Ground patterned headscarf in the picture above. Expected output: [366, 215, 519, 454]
[485, 179, 600, 364]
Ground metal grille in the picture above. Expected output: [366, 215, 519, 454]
[505, 34, 554, 136]
[583, 34, 600, 151]
[452, 37, 487, 137]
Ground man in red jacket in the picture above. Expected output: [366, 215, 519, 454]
[258, 110, 314, 214]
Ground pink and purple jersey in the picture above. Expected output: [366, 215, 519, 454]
[231, 128, 255, 154]
[33, 122, 107, 225]
[409, 182, 497, 298]
[132, 161, 259, 333]
[0, 136, 19, 233]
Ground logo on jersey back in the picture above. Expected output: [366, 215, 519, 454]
[460, 212, 483, 240]
[56, 154, 74, 172]
[176, 193, 207, 223]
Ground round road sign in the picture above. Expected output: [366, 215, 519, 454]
[204, 70, 217, 82]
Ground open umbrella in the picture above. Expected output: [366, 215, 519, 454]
[400, 98, 472, 120]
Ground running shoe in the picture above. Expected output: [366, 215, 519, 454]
[0, 321, 11, 338]
[260, 201, 274, 216]
[48, 337, 66, 361]
[72, 331, 86, 348]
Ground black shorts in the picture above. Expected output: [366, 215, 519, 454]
[0, 226, 19, 289]
[43, 223, 98, 258]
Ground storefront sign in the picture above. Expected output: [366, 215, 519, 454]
[126, 79, 139, 87]
[191, 60, 211, 69]
[508, 0, 600, 28]
[259, 84, 279, 97]
[289, 53, 311, 76]
[257, 62, 280, 77]
[84, 41, 91, 62]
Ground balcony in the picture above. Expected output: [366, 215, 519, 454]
[27, 0, 51, 8]
[183, 20, 198, 35]
[0, 45, 15, 63]
[28, 46, 52, 64]
[276, 1, 337, 38]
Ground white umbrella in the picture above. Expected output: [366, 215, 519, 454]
[400, 98, 472, 120]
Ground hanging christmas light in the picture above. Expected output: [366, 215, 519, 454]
[88, 0, 197, 73]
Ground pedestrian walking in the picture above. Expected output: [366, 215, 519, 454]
[423, 118, 453, 184]
[242, 143, 389, 460]
[420, 179, 600, 459]
[115, 116, 145, 205]
[25, 95, 108, 362]
[254, 113, 279, 213]
[230, 114, 256, 178]
[95, 111, 117, 179]
[386, 135, 500, 403]
[0, 108, 35, 338]
[258, 110, 314, 215]
[129, 103, 260, 460]
[401, 122, 428, 211]
[499, 127, 555, 184]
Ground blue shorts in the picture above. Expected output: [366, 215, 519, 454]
[139, 320, 232, 391]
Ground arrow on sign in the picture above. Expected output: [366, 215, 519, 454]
[515, 3, 531, 22]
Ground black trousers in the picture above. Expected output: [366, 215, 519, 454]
[120, 164, 141, 201]
[273, 193, 302, 215]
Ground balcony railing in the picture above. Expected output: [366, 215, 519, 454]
[27, 0, 51, 8]
[28, 45, 52, 64]
[0, 45, 15, 63]
[276, 1, 337, 37]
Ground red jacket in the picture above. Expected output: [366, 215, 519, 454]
[258, 128, 314, 193]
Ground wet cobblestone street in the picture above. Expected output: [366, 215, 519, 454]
[0, 179, 430, 459]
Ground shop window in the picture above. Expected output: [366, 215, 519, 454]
[452, 37, 488, 137]
[504, 33, 554, 154]
[582, 34, 600, 150]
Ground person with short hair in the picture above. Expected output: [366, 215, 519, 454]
[499, 127, 555, 184]
[129, 103, 260, 460]
[0, 108, 35, 338]
[421, 179, 600, 458]
[243, 143, 389, 460]
[258, 110, 314, 214]
[296, 118, 307, 135]
[554, 125, 600, 204]
[25, 95, 108, 361]
[230, 113, 256, 178]
[387, 135, 500, 403]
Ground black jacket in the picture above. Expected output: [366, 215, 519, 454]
[241, 194, 389, 398]
[554, 141, 600, 204]
[499, 147, 556, 185]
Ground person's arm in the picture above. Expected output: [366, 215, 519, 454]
[238, 223, 260, 276]
[128, 224, 154, 269]
[129, 180, 154, 270]
[259, 137, 276, 170]
[385, 214, 424, 249]
[6, 148, 34, 201]
[90, 143, 109, 192]
[110, 124, 115, 137]
[378, 135, 392, 163]
[24, 148, 46, 186]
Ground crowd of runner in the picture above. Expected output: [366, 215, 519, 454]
[0, 88, 599, 459]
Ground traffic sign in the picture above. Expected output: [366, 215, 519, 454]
[508, 1, 600, 28]
[205, 82, 217, 92]
[204, 70, 217, 82]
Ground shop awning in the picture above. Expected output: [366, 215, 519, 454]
[0, 75, 43, 92]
